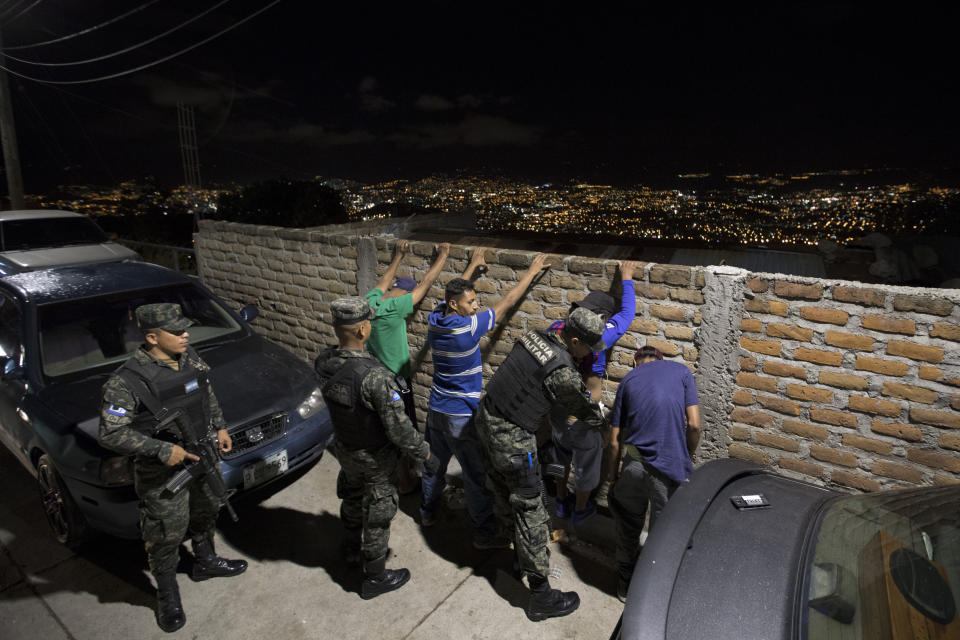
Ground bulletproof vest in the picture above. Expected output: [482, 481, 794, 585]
[315, 349, 389, 451]
[485, 331, 576, 432]
[117, 347, 211, 442]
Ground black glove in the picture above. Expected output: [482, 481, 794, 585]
[423, 453, 441, 477]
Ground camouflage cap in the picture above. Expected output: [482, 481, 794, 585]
[331, 296, 375, 326]
[566, 306, 606, 351]
[136, 303, 193, 332]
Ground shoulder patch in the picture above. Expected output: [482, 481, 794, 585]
[391, 390, 401, 402]
[106, 404, 127, 417]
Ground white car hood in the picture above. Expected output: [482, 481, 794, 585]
[1, 242, 140, 269]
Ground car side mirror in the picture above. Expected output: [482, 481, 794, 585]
[239, 304, 259, 322]
[0, 356, 24, 381]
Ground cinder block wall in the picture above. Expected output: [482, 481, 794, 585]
[195, 219, 960, 491]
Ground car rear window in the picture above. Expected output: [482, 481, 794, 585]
[804, 485, 960, 638]
[38, 284, 244, 381]
[1, 217, 108, 251]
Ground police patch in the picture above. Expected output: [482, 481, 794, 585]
[392, 390, 401, 402]
[106, 404, 127, 417]
[184, 379, 199, 393]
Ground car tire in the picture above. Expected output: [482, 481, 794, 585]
[37, 453, 89, 548]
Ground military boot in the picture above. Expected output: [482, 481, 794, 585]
[155, 572, 186, 633]
[360, 554, 410, 599]
[526, 577, 580, 622]
[190, 533, 248, 581]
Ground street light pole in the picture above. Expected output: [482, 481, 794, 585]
[0, 21, 26, 210]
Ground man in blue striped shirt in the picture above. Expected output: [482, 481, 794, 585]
[420, 249, 550, 549]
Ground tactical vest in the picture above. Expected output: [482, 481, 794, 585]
[315, 349, 390, 451]
[117, 347, 211, 442]
[485, 331, 576, 433]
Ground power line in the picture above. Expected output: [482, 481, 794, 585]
[0, 0, 29, 20]
[3, 0, 234, 67]
[1, 0, 161, 50]
[1, 0, 44, 25]
[0, 0, 283, 85]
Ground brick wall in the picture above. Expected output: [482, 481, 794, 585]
[195, 220, 960, 491]
[730, 276, 960, 491]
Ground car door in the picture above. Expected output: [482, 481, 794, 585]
[0, 291, 32, 469]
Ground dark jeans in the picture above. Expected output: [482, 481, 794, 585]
[610, 456, 679, 584]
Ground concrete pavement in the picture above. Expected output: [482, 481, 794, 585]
[0, 445, 625, 639]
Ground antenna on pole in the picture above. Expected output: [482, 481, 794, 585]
[177, 101, 201, 189]
[0, 21, 25, 210]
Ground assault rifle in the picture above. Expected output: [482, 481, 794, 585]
[161, 408, 238, 522]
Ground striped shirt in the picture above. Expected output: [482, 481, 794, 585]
[427, 303, 496, 416]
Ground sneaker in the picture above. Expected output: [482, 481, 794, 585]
[572, 501, 597, 527]
[473, 534, 512, 550]
[555, 495, 574, 519]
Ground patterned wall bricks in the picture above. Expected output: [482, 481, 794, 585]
[886, 341, 944, 364]
[197, 221, 960, 494]
[800, 307, 849, 325]
[763, 360, 807, 380]
[824, 331, 875, 350]
[795, 347, 843, 367]
[833, 286, 885, 307]
[774, 281, 823, 300]
[861, 316, 915, 335]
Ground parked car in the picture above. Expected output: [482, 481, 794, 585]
[613, 458, 960, 640]
[0, 261, 333, 546]
[0, 209, 140, 275]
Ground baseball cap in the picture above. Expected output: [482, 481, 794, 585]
[566, 307, 606, 351]
[136, 303, 193, 332]
[573, 290, 616, 317]
[330, 296, 375, 326]
[393, 276, 417, 291]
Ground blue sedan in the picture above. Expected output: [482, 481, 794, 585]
[0, 261, 333, 545]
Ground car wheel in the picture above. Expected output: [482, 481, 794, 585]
[37, 453, 89, 548]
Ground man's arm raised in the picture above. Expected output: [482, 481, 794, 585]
[372, 239, 408, 294]
[490, 253, 550, 324]
[410, 243, 450, 305]
[462, 246, 487, 280]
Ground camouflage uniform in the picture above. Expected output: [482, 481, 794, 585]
[324, 348, 430, 561]
[99, 343, 225, 576]
[476, 360, 605, 582]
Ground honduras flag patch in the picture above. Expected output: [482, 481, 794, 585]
[106, 404, 127, 417]
[392, 390, 401, 402]
[184, 379, 199, 393]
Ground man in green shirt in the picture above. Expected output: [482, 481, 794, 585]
[365, 239, 450, 490]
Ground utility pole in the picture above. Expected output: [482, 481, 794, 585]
[0, 21, 25, 210]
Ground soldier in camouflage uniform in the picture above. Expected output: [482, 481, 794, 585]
[99, 303, 247, 633]
[475, 306, 607, 621]
[315, 296, 440, 599]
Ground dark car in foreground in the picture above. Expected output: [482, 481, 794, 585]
[613, 458, 960, 640]
[0, 261, 333, 545]
[0, 210, 140, 275]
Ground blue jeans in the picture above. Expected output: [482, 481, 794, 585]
[420, 410, 497, 539]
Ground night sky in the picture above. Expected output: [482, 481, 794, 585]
[2, 1, 958, 192]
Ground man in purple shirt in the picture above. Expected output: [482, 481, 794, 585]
[549, 260, 637, 524]
[609, 345, 701, 601]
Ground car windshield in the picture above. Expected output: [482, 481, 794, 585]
[38, 283, 244, 381]
[1, 217, 109, 251]
[804, 486, 960, 638]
